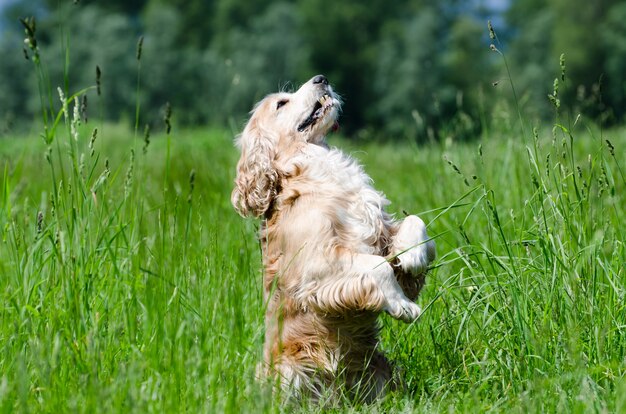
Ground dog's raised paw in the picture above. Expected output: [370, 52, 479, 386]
[393, 215, 436, 276]
[384, 298, 421, 323]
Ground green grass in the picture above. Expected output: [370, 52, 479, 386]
[0, 109, 624, 412]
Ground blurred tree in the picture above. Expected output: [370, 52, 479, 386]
[50, 5, 137, 120]
[1, 2, 138, 127]
[146, 0, 216, 49]
[4, 0, 625, 137]
[44, 0, 147, 15]
[221, 2, 312, 120]
[506, 0, 621, 123]
[505, 0, 556, 121]
[372, 4, 497, 141]
[551, 0, 609, 120]
[212, 0, 269, 53]
[298, 0, 403, 132]
[602, 1, 626, 121]
[0, 32, 32, 134]
[442, 16, 494, 138]
[373, 7, 446, 140]
[140, 3, 186, 125]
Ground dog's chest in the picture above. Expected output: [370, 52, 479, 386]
[287, 146, 392, 251]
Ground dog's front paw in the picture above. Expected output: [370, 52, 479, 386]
[393, 215, 436, 276]
[384, 297, 421, 323]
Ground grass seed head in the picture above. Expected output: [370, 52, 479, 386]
[605, 139, 615, 156]
[57, 88, 68, 124]
[143, 124, 151, 154]
[124, 150, 135, 199]
[36, 211, 43, 234]
[71, 99, 81, 142]
[136, 36, 144, 61]
[79, 153, 85, 177]
[20, 17, 38, 60]
[164, 102, 172, 134]
[81, 95, 88, 123]
[89, 128, 97, 157]
[488, 20, 496, 40]
[188, 169, 196, 203]
[96, 66, 101, 96]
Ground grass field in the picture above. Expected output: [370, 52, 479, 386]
[0, 111, 625, 412]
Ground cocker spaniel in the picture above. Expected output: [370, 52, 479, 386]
[231, 75, 436, 401]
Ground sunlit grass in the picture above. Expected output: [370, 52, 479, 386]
[1, 115, 624, 412]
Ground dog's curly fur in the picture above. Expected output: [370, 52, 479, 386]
[231, 75, 436, 401]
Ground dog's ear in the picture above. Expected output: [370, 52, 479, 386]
[231, 116, 279, 217]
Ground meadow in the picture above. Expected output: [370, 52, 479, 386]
[0, 99, 624, 412]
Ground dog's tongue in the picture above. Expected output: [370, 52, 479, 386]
[331, 121, 340, 132]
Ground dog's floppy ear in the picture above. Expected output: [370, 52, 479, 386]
[231, 116, 279, 217]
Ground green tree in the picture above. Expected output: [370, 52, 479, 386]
[602, 1, 626, 121]
[373, 7, 447, 140]
[505, 0, 556, 121]
[212, 0, 269, 54]
[0, 32, 32, 134]
[506, 0, 621, 123]
[220, 2, 312, 120]
[299, 0, 403, 132]
[442, 16, 494, 139]
[48, 5, 137, 120]
[551, 0, 610, 119]
[146, 0, 216, 49]
[47, 0, 147, 15]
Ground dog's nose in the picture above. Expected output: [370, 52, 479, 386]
[312, 74, 328, 85]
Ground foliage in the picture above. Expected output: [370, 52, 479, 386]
[505, 0, 626, 124]
[0, 16, 625, 409]
[2, 0, 626, 139]
[0, 32, 31, 134]
[1, 1, 625, 411]
[1, 116, 625, 413]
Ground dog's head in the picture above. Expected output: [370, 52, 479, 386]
[232, 75, 341, 217]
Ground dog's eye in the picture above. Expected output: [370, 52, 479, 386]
[276, 100, 288, 110]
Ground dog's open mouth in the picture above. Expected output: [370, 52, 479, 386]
[297, 94, 335, 132]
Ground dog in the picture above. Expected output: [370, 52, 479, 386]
[231, 75, 436, 401]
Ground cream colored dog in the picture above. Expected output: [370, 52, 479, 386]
[232, 75, 435, 400]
